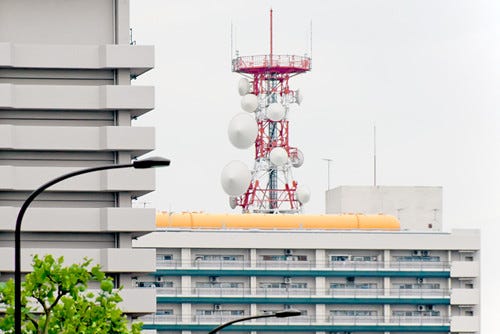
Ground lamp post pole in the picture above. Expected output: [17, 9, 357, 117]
[14, 157, 170, 334]
[208, 309, 301, 334]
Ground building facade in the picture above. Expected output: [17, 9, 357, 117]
[134, 225, 480, 334]
[0, 0, 157, 316]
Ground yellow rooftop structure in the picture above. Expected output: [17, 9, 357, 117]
[156, 212, 400, 230]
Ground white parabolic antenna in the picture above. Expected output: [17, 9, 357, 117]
[221, 160, 252, 196]
[238, 78, 250, 96]
[291, 149, 304, 168]
[295, 185, 311, 204]
[241, 94, 259, 113]
[295, 90, 303, 105]
[269, 147, 288, 166]
[267, 102, 285, 121]
[228, 113, 258, 149]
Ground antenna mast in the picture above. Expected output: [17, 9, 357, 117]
[270, 9, 273, 58]
[223, 10, 312, 213]
[373, 125, 377, 187]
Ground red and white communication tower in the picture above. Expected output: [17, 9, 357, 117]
[221, 10, 312, 213]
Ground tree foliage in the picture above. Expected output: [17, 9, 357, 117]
[0, 255, 142, 334]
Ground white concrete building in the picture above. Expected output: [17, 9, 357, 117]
[134, 222, 480, 334]
[326, 186, 443, 231]
[0, 0, 156, 316]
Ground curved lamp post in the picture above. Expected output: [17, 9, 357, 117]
[208, 309, 301, 334]
[15, 157, 170, 333]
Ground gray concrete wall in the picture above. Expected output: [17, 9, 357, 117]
[326, 186, 443, 231]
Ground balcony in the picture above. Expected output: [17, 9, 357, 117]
[0, 43, 154, 76]
[139, 314, 451, 327]
[143, 286, 450, 303]
[155, 259, 451, 272]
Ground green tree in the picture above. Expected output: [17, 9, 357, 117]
[0, 255, 142, 334]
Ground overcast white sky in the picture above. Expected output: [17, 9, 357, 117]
[130, 1, 499, 331]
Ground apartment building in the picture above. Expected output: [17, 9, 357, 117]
[134, 213, 480, 334]
[0, 0, 157, 316]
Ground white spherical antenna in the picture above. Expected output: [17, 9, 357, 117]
[267, 103, 285, 121]
[229, 196, 238, 209]
[295, 185, 311, 204]
[221, 160, 252, 196]
[238, 78, 250, 96]
[269, 147, 289, 166]
[241, 94, 258, 113]
[295, 90, 303, 105]
[228, 113, 257, 149]
[291, 149, 304, 168]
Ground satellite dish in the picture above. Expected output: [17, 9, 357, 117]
[228, 113, 257, 149]
[221, 160, 252, 196]
[267, 103, 285, 121]
[295, 90, 303, 105]
[269, 147, 288, 166]
[238, 78, 250, 96]
[229, 196, 238, 209]
[295, 185, 311, 204]
[241, 94, 258, 113]
[291, 149, 304, 168]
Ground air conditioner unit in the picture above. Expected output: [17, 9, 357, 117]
[346, 277, 355, 283]
[285, 249, 293, 255]
[416, 277, 424, 284]
[209, 276, 218, 283]
[425, 305, 434, 311]
[157, 276, 164, 282]
[412, 250, 420, 256]
[284, 277, 292, 284]
[214, 304, 221, 311]
[417, 305, 425, 311]
[421, 250, 429, 257]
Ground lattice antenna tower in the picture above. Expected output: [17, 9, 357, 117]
[221, 9, 312, 213]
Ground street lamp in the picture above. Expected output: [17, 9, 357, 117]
[14, 156, 170, 333]
[208, 309, 301, 334]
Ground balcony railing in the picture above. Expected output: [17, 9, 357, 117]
[147, 286, 450, 299]
[155, 259, 451, 271]
[139, 314, 451, 326]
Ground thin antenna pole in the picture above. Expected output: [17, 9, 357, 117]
[310, 19, 313, 59]
[230, 21, 233, 60]
[322, 158, 333, 190]
[270, 8, 273, 59]
[374, 125, 376, 186]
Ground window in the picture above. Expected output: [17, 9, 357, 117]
[156, 309, 174, 315]
[261, 255, 308, 261]
[394, 256, 440, 262]
[330, 283, 377, 289]
[330, 255, 349, 262]
[465, 256, 474, 261]
[393, 283, 440, 289]
[331, 310, 377, 316]
[351, 256, 378, 262]
[196, 310, 245, 316]
[465, 310, 474, 316]
[196, 282, 243, 288]
[195, 255, 243, 261]
[156, 254, 173, 261]
[138, 281, 173, 288]
[393, 310, 440, 317]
